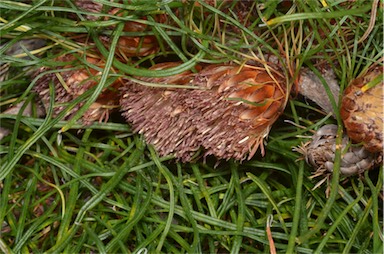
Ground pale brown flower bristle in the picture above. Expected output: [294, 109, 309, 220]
[33, 54, 121, 124]
[340, 67, 383, 153]
[120, 62, 287, 162]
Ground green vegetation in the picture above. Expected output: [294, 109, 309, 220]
[1, 0, 382, 253]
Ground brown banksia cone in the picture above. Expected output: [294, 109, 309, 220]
[120, 62, 288, 162]
[296, 124, 381, 179]
[340, 67, 383, 153]
[74, 0, 161, 58]
[33, 53, 122, 124]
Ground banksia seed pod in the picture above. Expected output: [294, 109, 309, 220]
[33, 54, 121, 124]
[296, 124, 381, 177]
[75, 0, 160, 57]
[120, 62, 287, 162]
[340, 67, 383, 153]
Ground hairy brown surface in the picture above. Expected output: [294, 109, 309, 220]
[120, 62, 287, 162]
[33, 54, 122, 124]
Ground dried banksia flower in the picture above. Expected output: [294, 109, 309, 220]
[33, 54, 121, 124]
[340, 67, 383, 153]
[296, 124, 381, 178]
[120, 62, 287, 162]
[75, 0, 160, 57]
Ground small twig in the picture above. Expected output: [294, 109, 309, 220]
[297, 67, 340, 116]
[357, 0, 379, 44]
[266, 214, 276, 254]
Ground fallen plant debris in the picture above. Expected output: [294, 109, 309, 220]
[295, 66, 383, 179]
[295, 124, 382, 181]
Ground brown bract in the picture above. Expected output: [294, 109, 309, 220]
[33, 54, 122, 124]
[75, 0, 160, 57]
[120, 62, 287, 162]
[341, 67, 383, 153]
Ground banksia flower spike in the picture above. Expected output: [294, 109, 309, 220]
[340, 67, 383, 153]
[33, 53, 122, 125]
[120, 62, 288, 162]
[75, 0, 161, 58]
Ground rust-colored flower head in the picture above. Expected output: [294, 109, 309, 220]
[100, 10, 161, 58]
[120, 62, 287, 162]
[340, 67, 383, 153]
[33, 54, 122, 124]
[296, 124, 381, 178]
[74, 0, 160, 57]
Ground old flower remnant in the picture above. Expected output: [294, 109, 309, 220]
[33, 54, 122, 125]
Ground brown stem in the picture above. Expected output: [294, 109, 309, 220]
[297, 68, 340, 116]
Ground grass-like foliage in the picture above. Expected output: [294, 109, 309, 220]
[0, 0, 382, 253]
